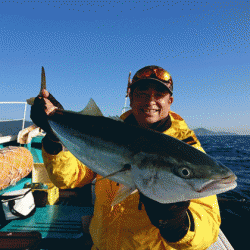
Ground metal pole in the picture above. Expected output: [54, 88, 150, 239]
[121, 97, 128, 115]
[22, 102, 27, 130]
[0, 102, 27, 104]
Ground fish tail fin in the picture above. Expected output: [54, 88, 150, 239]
[27, 66, 46, 106]
[39, 66, 46, 95]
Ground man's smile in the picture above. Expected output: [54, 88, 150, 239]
[141, 108, 160, 115]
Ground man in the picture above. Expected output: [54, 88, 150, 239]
[31, 65, 221, 250]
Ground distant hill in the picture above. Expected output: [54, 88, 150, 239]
[193, 128, 238, 136]
[0, 120, 34, 137]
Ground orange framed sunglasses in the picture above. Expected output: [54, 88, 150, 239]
[126, 66, 173, 97]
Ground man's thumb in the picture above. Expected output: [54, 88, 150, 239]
[41, 89, 49, 98]
[45, 91, 64, 110]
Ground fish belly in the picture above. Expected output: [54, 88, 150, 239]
[49, 120, 134, 187]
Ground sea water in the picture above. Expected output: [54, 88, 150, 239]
[198, 135, 250, 250]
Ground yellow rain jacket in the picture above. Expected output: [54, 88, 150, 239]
[42, 110, 221, 250]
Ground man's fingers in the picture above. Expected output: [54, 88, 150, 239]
[48, 93, 64, 110]
[41, 89, 49, 98]
[41, 89, 64, 110]
[34, 95, 45, 107]
[33, 95, 56, 116]
[44, 98, 57, 115]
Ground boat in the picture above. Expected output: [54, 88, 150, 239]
[0, 102, 94, 249]
[0, 70, 235, 249]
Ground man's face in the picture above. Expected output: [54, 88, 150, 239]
[130, 82, 174, 128]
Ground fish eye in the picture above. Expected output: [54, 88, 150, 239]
[172, 166, 192, 179]
[181, 168, 190, 176]
[180, 167, 192, 178]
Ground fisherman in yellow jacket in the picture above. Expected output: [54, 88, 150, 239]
[31, 65, 221, 250]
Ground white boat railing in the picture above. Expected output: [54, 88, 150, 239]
[0, 101, 27, 145]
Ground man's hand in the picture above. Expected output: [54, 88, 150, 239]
[139, 192, 190, 242]
[30, 89, 64, 142]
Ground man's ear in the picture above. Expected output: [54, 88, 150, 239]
[169, 95, 174, 104]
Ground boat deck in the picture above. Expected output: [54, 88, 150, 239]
[0, 177, 94, 249]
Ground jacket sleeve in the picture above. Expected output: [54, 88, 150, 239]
[166, 134, 221, 249]
[42, 146, 96, 189]
[165, 195, 221, 249]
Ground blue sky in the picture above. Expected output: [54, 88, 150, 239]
[0, 0, 249, 134]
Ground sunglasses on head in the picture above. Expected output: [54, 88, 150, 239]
[126, 67, 173, 97]
[132, 67, 172, 85]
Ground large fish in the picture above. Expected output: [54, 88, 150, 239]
[47, 99, 237, 205]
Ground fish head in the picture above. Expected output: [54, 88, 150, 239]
[182, 159, 237, 195]
[131, 152, 237, 204]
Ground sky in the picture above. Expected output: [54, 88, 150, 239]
[0, 0, 249, 134]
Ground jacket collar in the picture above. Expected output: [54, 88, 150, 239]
[123, 112, 172, 133]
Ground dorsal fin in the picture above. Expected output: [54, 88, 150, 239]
[79, 98, 103, 116]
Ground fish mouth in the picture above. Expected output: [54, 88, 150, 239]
[197, 174, 237, 193]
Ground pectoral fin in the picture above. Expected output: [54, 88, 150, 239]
[111, 184, 138, 206]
